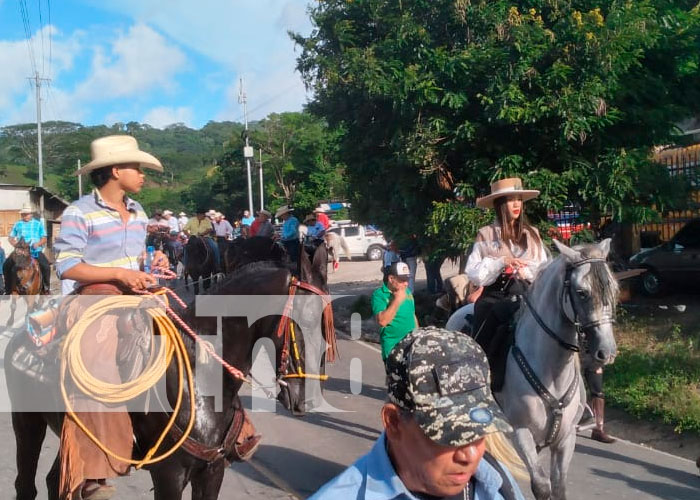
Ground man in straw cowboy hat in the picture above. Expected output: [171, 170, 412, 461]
[466, 177, 548, 392]
[6, 203, 51, 293]
[249, 209, 274, 238]
[275, 205, 300, 267]
[311, 327, 526, 500]
[54, 135, 170, 499]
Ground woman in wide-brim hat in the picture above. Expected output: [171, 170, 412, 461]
[465, 177, 548, 389]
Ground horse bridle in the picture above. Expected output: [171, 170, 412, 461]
[13, 254, 39, 295]
[523, 257, 613, 352]
[275, 276, 337, 382]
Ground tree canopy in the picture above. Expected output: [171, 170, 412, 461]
[293, 0, 700, 256]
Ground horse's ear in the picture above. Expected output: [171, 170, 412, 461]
[299, 243, 312, 281]
[598, 238, 612, 258]
[553, 239, 582, 262]
[311, 243, 328, 286]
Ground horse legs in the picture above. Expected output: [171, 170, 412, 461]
[550, 430, 576, 500]
[191, 462, 225, 500]
[149, 463, 190, 500]
[46, 453, 60, 500]
[12, 411, 47, 500]
[511, 427, 551, 500]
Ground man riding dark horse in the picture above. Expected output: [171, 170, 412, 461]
[4, 204, 51, 294]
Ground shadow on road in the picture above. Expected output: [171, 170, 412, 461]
[591, 468, 699, 499]
[250, 444, 346, 497]
[577, 442, 700, 491]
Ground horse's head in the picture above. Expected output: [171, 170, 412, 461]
[553, 239, 618, 365]
[277, 242, 333, 416]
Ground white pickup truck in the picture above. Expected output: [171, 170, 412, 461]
[327, 221, 387, 261]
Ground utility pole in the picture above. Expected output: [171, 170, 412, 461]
[258, 148, 264, 211]
[77, 159, 82, 197]
[238, 78, 254, 215]
[29, 72, 50, 220]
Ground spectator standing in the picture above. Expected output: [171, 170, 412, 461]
[314, 207, 331, 229]
[0, 242, 5, 293]
[213, 212, 233, 267]
[241, 209, 255, 227]
[383, 240, 400, 272]
[6, 204, 50, 293]
[372, 262, 418, 361]
[399, 235, 420, 292]
[250, 209, 274, 238]
[310, 327, 526, 500]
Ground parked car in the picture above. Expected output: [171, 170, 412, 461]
[328, 222, 387, 260]
[629, 218, 700, 295]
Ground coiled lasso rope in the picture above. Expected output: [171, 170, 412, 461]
[60, 291, 196, 468]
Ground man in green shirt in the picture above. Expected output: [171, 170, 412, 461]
[372, 262, 419, 360]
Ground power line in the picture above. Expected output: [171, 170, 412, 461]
[47, 0, 52, 78]
[18, 0, 38, 76]
[38, 0, 45, 76]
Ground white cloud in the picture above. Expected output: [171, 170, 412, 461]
[143, 106, 194, 129]
[75, 24, 187, 101]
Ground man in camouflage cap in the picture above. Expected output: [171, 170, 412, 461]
[311, 327, 524, 500]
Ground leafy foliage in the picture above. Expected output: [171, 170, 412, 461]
[294, 0, 700, 256]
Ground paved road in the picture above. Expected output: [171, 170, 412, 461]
[0, 267, 697, 499]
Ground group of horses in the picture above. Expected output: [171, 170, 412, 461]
[4, 236, 334, 500]
[1, 236, 619, 500]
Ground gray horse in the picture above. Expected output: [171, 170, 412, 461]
[497, 239, 618, 500]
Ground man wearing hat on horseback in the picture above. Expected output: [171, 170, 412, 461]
[54, 135, 170, 499]
[6, 204, 51, 294]
[183, 206, 221, 273]
[250, 209, 274, 238]
[276, 205, 300, 267]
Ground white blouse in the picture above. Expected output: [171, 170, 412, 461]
[466, 233, 548, 287]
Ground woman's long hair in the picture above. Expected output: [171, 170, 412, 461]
[484, 432, 529, 481]
[493, 196, 537, 248]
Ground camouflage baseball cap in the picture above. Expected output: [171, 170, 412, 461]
[386, 326, 512, 447]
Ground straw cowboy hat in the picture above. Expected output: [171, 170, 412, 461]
[304, 214, 317, 224]
[163, 210, 173, 216]
[19, 203, 33, 214]
[476, 177, 539, 209]
[75, 135, 163, 176]
[257, 209, 271, 218]
[275, 205, 293, 218]
[314, 207, 325, 213]
[178, 211, 187, 216]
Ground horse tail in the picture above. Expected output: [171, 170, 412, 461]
[340, 236, 351, 261]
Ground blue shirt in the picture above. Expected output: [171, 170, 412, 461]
[0, 246, 5, 274]
[241, 216, 255, 226]
[310, 433, 524, 500]
[307, 221, 326, 239]
[54, 189, 149, 287]
[281, 216, 300, 241]
[10, 218, 47, 257]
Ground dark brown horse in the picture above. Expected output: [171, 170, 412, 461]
[3, 238, 43, 326]
[5, 242, 333, 500]
[184, 236, 217, 295]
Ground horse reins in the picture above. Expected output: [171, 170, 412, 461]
[276, 276, 337, 382]
[514, 257, 612, 448]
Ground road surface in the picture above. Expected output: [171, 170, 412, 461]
[0, 261, 697, 499]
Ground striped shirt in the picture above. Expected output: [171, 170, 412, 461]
[10, 218, 47, 257]
[54, 189, 148, 284]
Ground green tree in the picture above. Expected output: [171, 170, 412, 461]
[293, 0, 700, 256]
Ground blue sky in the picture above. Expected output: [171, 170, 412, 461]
[0, 0, 314, 128]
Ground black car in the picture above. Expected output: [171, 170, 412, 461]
[629, 219, 700, 295]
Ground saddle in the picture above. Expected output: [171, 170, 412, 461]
[11, 283, 153, 385]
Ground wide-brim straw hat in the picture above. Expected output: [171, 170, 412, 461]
[304, 214, 317, 223]
[76, 135, 163, 176]
[257, 209, 271, 217]
[314, 207, 325, 213]
[178, 211, 186, 216]
[163, 210, 173, 216]
[476, 177, 539, 209]
[19, 203, 33, 214]
[275, 205, 293, 218]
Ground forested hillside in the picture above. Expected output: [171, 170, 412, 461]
[0, 114, 346, 217]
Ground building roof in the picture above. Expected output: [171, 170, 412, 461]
[0, 183, 70, 207]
